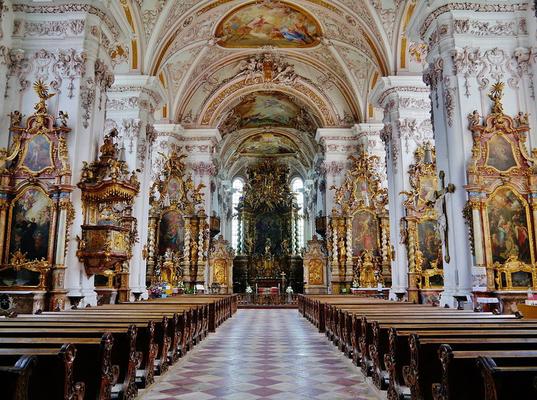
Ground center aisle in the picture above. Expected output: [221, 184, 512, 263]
[140, 309, 381, 400]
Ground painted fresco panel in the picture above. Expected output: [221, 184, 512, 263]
[158, 211, 185, 256]
[216, 2, 321, 48]
[488, 188, 531, 264]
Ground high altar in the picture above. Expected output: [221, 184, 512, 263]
[233, 160, 303, 293]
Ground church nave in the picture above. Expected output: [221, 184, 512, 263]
[140, 309, 380, 400]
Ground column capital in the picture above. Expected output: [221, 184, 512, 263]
[370, 76, 431, 118]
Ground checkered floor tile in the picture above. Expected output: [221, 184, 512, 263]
[139, 309, 381, 400]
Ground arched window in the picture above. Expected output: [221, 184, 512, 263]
[291, 177, 305, 251]
[231, 178, 244, 250]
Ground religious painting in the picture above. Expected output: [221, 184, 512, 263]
[419, 176, 437, 204]
[351, 211, 379, 256]
[417, 220, 442, 270]
[167, 177, 185, 203]
[238, 133, 298, 156]
[254, 212, 284, 255]
[219, 92, 317, 135]
[215, 1, 321, 48]
[487, 134, 517, 171]
[21, 134, 53, 173]
[9, 187, 52, 261]
[488, 187, 531, 264]
[512, 271, 532, 288]
[352, 178, 370, 207]
[158, 211, 185, 256]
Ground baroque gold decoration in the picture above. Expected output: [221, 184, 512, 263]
[77, 128, 139, 298]
[329, 149, 390, 292]
[303, 235, 327, 293]
[0, 81, 74, 311]
[147, 149, 207, 288]
[208, 236, 235, 294]
[400, 143, 444, 302]
[465, 82, 537, 291]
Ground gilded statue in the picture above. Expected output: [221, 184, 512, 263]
[33, 80, 56, 114]
[359, 251, 377, 288]
[161, 250, 176, 284]
[214, 259, 226, 285]
[489, 81, 505, 115]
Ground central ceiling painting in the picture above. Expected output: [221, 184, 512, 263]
[215, 1, 321, 48]
[238, 133, 298, 157]
[219, 91, 318, 135]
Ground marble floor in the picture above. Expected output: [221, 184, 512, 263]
[140, 309, 382, 400]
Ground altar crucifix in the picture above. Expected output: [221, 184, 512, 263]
[431, 170, 456, 263]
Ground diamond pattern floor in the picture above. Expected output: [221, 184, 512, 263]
[140, 309, 382, 400]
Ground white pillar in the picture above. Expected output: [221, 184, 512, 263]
[410, 0, 535, 306]
[370, 77, 434, 299]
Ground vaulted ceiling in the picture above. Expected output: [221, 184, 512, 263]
[112, 0, 423, 175]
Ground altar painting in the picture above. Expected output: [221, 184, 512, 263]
[254, 212, 284, 255]
[158, 211, 185, 256]
[21, 134, 53, 173]
[216, 1, 321, 48]
[488, 187, 531, 264]
[352, 211, 379, 256]
[9, 187, 52, 261]
[487, 134, 517, 171]
[418, 220, 442, 268]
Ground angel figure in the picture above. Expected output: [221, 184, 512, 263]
[468, 110, 481, 127]
[33, 80, 56, 114]
[58, 111, 69, 127]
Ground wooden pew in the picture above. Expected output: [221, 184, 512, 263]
[0, 344, 85, 400]
[477, 355, 537, 400]
[432, 346, 537, 400]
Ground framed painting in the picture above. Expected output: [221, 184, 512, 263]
[417, 220, 442, 269]
[351, 211, 379, 256]
[8, 187, 52, 262]
[21, 134, 54, 174]
[487, 187, 532, 264]
[486, 134, 517, 171]
[215, 1, 321, 48]
[158, 210, 185, 256]
[352, 178, 370, 207]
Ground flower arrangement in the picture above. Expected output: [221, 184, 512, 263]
[285, 286, 294, 294]
[245, 285, 253, 294]
[148, 284, 163, 299]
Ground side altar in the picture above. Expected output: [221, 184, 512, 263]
[233, 161, 303, 293]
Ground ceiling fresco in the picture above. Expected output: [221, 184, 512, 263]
[118, 0, 420, 174]
[218, 92, 318, 136]
[238, 133, 299, 157]
[215, 1, 322, 48]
